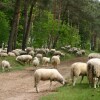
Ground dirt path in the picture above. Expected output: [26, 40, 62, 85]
[0, 57, 88, 100]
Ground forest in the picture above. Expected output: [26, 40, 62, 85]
[0, 0, 100, 52]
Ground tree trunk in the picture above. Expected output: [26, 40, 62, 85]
[22, 0, 29, 50]
[90, 33, 97, 51]
[22, 0, 37, 50]
[7, 0, 21, 53]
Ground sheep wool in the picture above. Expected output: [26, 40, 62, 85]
[71, 62, 87, 86]
[1, 60, 11, 72]
[32, 57, 40, 68]
[42, 57, 50, 66]
[87, 58, 100, 88]
[34, 68, 65, 93]
[51, 55, 60, 69]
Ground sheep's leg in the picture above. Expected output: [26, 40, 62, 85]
[36, 85, 39, 93]
[2, 67, 5, 72]
[97, 78, 100, 87]
[80, 76, 84, 84]
[47, 63, 48, 67]
[49, 80, 52, 90]
[34, 82, 39, 93]
[73, 76, 77, 86]
[93, 77, 98, 88]
[34, 77, 39, 93]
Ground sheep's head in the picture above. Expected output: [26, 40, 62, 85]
[58, 77, 66, 85]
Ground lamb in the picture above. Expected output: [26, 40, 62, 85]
[1, 60, 11, 72]
[70, 62, 87, 86]
[87, 58, 100, 88]
[16, 55, 32, 64]
[51, 55, 60, 69]
[32, 57, 40, 68]
[42, 57, 50, 66]
[88, 53, 100, 59]
[34, 68, 66, 93]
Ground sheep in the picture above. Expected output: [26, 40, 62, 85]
[25, 47, 34, 53]
[1, 60, 11, 72]
[51, 55, 60, 69]
[12, 50, 20, 56]
[28, 50, 35, 57]
[19, 50, 27, 55]
[70, 62, 87, 86]
[76, 50, 83, 56]
[0, 52, 8, 57]
[35, 48, 46, 56]
[49, 49, 56, 55]
[32, 57, 40, 68]
[34, 68, 66, 93]
[65, 45, 71, 49]
[54, 51, 62, 56]
[36, 53, 43, 62]
[87, 58, 100, 88]
[42, 57, 50, 66]
[16, 55, 32, 64]
[8, 52, 16, 56]
[88, 53, 100, 59]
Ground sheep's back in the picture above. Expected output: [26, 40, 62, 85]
[34, 69, 61, 80]
[71, 62, 87, 75]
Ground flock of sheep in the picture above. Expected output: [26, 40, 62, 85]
[70, 52, 100, 89]
[0, 47, 62, 71]
[61, 45, 86, 56]
[0, 46, 100, 93]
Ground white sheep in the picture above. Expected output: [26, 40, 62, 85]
[51, 55, 60, 69]
[25, 47, 34, 53]
[88, 53, 100, 59]
[8, 52, 16, 56]
[16, 55, 32, 64]
[34, 68, 66, 93]
[70, 62, 87, 86]
[0, 52, 8, 57]
[1, 60, 11, 72]
[36, 53, 43, 62]
[32, 57, 40, 68]
[28, 50, 35, 57]
[87, 58, 100, 88]
[42, 57, 50, 66]
[12, 49, 20, 56]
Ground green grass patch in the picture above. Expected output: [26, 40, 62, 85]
[40, 78, 100, 100]
[0, 56, 31, 72]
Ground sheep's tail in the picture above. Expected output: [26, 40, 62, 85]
[87, 63, 94, 85]
[52, 60, 57, 68]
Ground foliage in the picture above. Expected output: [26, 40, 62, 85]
[0, 0, 100, 51]
[58, 24, 80, 47]
[0, 11, 9, 45]
[31, 11, 80, 48]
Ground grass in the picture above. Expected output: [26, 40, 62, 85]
[40, 78, 100, 100]
[0, 56, 31, 72]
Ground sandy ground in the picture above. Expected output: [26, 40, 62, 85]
[0, 57, 88, 100]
